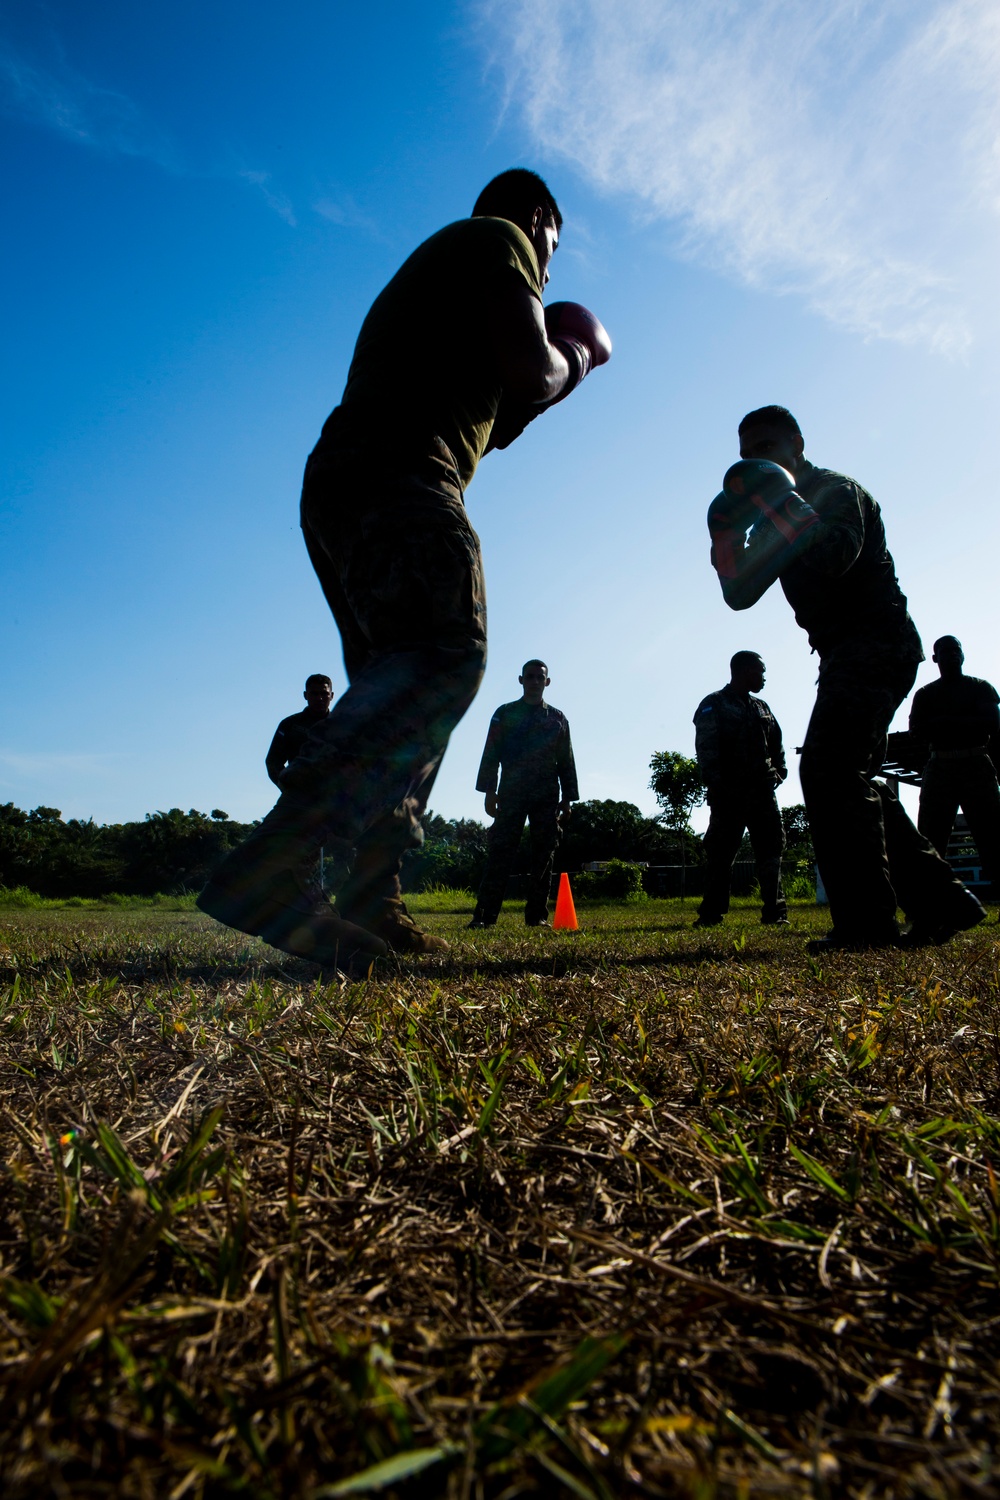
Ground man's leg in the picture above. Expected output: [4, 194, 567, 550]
[470, 803, 528, 926]
[876, 781, 984, 938]
[696, 796, 745, 925]
[956, 759, 1000, 890]
[917, 765, 961, 858]
[798, 644, 915, 944]
[746, 789, 787, 923]
[200, 447, 486, 966]
[524, 801, 561, 925]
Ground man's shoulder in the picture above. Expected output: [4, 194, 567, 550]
[694, 688, 729, 717]
[491, 699, 525, 721]
[408, 217, 540, 290]
[798, 461, 873, 506]
[964, 675, 1000, 701]
[274, 709, 310, 735]
[542, 702, 570, 727]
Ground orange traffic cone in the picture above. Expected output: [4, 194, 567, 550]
[552, 871, 578, 931]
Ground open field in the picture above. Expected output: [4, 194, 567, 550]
[1, 897, 999, 1498]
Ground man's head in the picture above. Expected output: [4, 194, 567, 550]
[519, 658, 550, 705]
[932, 636, 965, 680]
[738, 406, 804, 476]
[303, 674, 334, 713]
[473, 168, 562, 286]
[730, 651, 766, 694]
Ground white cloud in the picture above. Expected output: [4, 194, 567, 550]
[0, 46, 177, 169]
[479, 0, 1000, 352]
[1, 42, 298, 225]
[239, 169, 297, 227]
[313, 193, 382, 239]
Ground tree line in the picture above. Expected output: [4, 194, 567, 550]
[1, 755, 814, 900]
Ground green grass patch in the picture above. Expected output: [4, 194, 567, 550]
[0, 900, 998, 1495]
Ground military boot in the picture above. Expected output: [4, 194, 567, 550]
[197, 803, 386, 974]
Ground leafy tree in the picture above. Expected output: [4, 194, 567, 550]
[649, 751, 707, 896]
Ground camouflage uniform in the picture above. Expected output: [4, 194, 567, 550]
[909, 674, 1000, 889]
[785, 463, 967, 938]
[694, 684, 787, 923]
[471, 700, 578, 925]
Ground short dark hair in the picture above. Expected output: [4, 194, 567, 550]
[305, 674, 333, 690]
[738, 405, 802, 439]
[731, 650, 763, 674]
[932, 636, 962, 656]
[473, 169, 562, 231]
[521, 659, 548, 676]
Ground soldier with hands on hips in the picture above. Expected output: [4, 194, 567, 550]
[909, 636, 1000, 896]
[707, 404, 983, 951]
[198, 169, 611, 974]
[469, 660, 578, 928]
[693, 651, 788, 929]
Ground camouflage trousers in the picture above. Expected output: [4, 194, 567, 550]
[799, 638, 965, 936]
[473, 796, 561, 925]
[918, 754, 1000, 890]
[220, 439, 487, 925]
[699, 783, 785, 923]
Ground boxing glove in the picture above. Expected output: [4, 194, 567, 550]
[544, 301, 612, 401]
[706, 489, 754, 580]
[722, 459, 820, 546]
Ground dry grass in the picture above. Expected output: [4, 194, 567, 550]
[1, 899, 999, 1498]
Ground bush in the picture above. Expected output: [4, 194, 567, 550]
[573, 860, 648, 904]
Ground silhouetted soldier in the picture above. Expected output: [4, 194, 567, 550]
[265, 675, 334, 788]
[198, 169, 610, 973]
[708, 405, 983, 950]
[693, 651, 788, 929]
[909, 636, 1000, 894]
[469, 660, 578, 927]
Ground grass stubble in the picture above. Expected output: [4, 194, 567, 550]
[0, 897, 999, 1498]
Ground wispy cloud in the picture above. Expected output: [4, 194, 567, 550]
[479, 0, 1000, 352]
[240, 168, 297, 226]
[313, 193, 382, 239]
[0, 45, 178, 169]
[0, 41, 299, 225]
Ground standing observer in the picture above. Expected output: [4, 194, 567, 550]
[469, 660, 578, 928]
[265, 675, 335, 787]
[708, 405, 983, 951]
[693, 651, 788, 929]
[909, 636, 1000, 896]
[199, 170, 611, 974]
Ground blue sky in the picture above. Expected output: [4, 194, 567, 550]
[3, 0, 999, 833]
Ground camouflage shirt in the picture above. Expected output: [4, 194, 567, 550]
[909, 675, 1000, 757]
[694, 685, 786, 794]
[265, 708, 331, 784]
[777, 460, 922, 658]
[476, 700, 579, 803]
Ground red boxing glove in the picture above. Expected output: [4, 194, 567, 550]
[722, 460, 819, 547]
[544, 301, 612, 401]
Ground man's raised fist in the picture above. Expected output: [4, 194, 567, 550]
[544, 301, 612, 399]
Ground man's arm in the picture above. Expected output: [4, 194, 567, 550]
[794, 477, 866, 577]
[694, 702, 724, 792]
[557, 722, 579, 812]
[475, 712, 505, 817]
[485, 288, 612, 451]
[768, 714, 787, 784]
[487, 279, 571, 406]
[265, 729, 288, 788]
